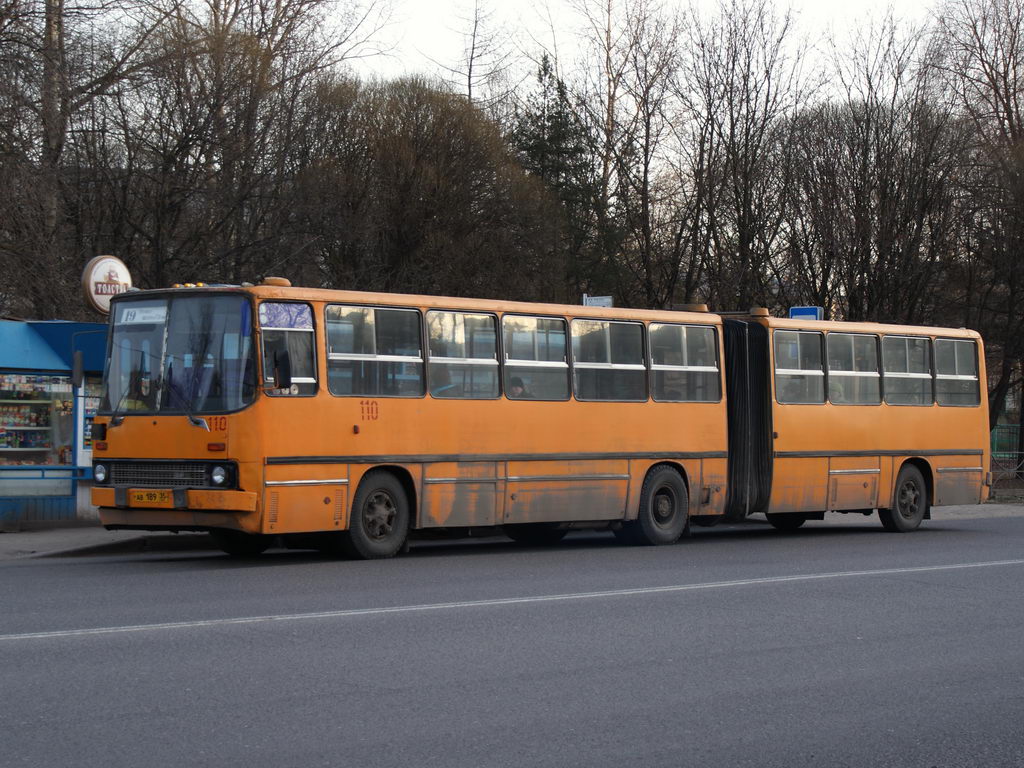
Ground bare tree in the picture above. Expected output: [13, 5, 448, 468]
[569, 0, 636, 290]
[613, 0, 683, 308]
[0, 0, 186, 317]
[432, 0, 515, 107]
[675, 0, 807, 311]
[0, 0, 391, 317]
[561, 0, 689, 307]
[933, 0, 1024, 426]
[780, 14, 965, 324]
[292, 76, 565, 301]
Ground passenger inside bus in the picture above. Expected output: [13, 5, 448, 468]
[508, 376, 534, 399]
[429, 366, 461, 397]
[829, 378, 846, 403]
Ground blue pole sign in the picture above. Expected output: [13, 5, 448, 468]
[789, 306, 824, 321]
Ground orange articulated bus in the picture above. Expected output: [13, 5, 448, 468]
[90, 279, 989, 557]
[726, 309, 989, 532]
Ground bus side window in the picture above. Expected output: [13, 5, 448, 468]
[649, 324, 720, 402]
[571, 319, 646, 401]
[326, 305, 424, 397]
[502, 316, 569, 400]
[935, 338, 980, 406]
[427, 311, 498, 399]
[774, 330, 824, 404]
[882, 336, 933, 405]
[826, 333, 880, 405]
[258, 302, 317, 396]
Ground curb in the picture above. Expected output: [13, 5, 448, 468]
[35, 533, 218, 559]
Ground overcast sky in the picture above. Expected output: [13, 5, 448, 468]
[350, 0, 937, 81]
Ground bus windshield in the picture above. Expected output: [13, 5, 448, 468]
[100, 294, 257, 415]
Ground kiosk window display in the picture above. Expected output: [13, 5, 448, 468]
[0, 374, 74, 464]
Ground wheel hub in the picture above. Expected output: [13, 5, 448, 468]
[898, 482, 920, 519]
[364, 491, 396, 539]
[653, 489, 675, 525]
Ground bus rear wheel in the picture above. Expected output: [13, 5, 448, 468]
[879, 464, 928, 532]
[766, 513, 807, 531]
[210, 530, 272, 557]
[345, 471, 410, 559]
[621, 466, 689, 545]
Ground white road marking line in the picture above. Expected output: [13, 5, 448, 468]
[3, 559, 1024, 642]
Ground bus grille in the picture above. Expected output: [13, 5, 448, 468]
[109, 462, 208, 488]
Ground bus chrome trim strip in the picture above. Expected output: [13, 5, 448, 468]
[424, 357, 499, 366]
[936, 466, 984, 473]
[650, 364, 720, 372]
[572, 363, 647, 371]
[266, 451, 728, 465]
[504, 360, 569, 369]
[828, 468, 882, 475]
[507, 474, 631, 482]
[265, 479, 349, 486]
[776, 449, 983, 458]
[328, 353, 424, 363]
[775, 368, 825, 376]
[423, 477, 498, 485]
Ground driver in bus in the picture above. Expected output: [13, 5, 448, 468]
[125, 371, 156, 411]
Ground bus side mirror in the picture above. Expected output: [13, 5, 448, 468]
[273, 349, 292, 390]
[72, 351, 84, 389]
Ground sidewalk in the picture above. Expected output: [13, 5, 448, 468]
[0, 526, 216, 560]
[2, 503, 1022, 561]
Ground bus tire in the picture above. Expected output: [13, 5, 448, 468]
[210, 530, 272, 557]
[766, 513, 807, 531]
[626, 466, 689, 545]
[879, 464, 928, 532]
[346, 471, 410, 559]
[504, 523, 568, 546]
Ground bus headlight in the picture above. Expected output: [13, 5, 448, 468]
[94, 464, 108, 484]
[210, 465, 228, 486]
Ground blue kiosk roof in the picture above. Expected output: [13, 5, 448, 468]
[0, 320, 108, 374]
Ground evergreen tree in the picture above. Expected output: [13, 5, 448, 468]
[510, 55, 618, 300]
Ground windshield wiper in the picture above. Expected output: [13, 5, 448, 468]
[110, 351, 144, 427]
[109, 386, 132, 427]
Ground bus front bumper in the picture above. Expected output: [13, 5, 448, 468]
[92, 486, 258, 513]
[94, 487, 259, 532]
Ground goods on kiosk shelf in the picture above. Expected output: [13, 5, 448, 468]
[0, 374, 73, 465]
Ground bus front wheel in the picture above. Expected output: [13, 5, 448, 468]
[345, 471, 410, 559]
[622, 466, 689, 545]
[879, 465, 928, 532]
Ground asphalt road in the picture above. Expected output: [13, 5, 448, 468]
[2, 511, 1024, 767]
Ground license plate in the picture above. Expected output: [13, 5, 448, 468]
[130, 489, 173, 507]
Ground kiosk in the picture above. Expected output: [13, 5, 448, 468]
[0, 320, 107, 529]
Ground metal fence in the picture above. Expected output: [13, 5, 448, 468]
[991, 425, 1024, 487]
